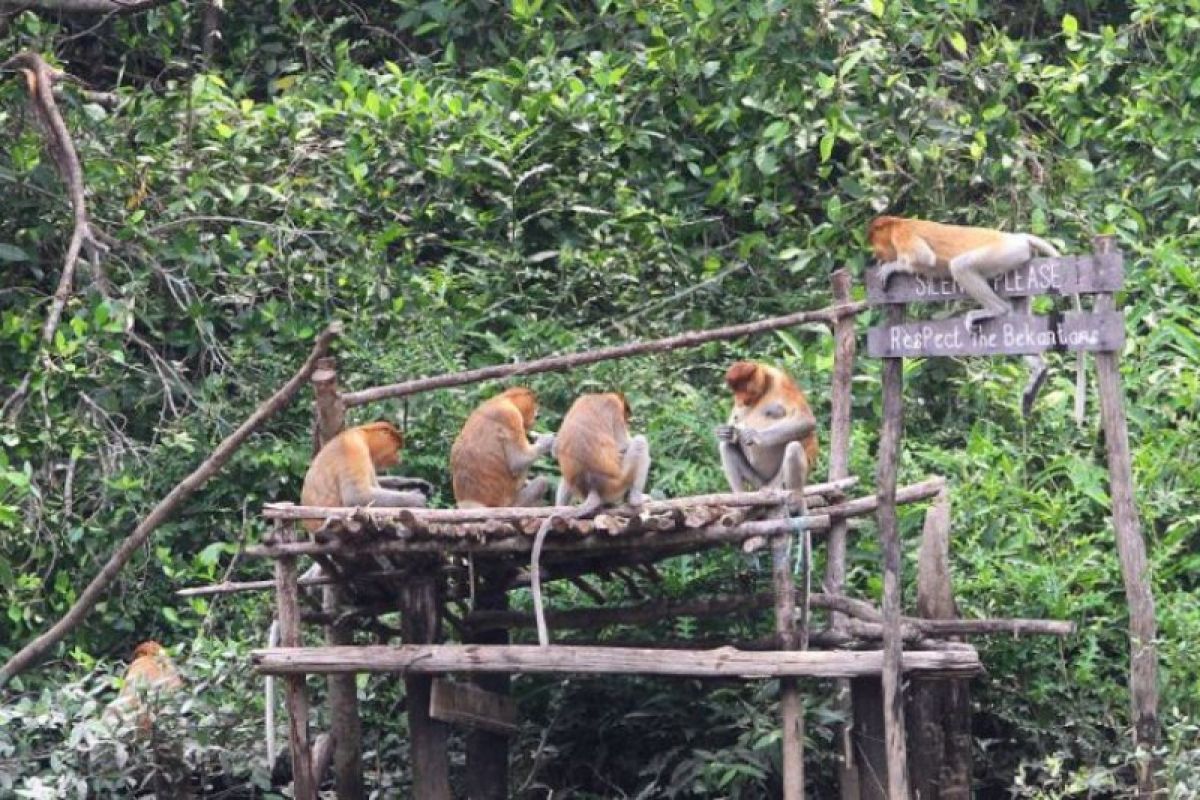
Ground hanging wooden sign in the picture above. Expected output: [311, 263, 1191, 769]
[865, 253, 1124, 305]
[867, 311, 1125, 358]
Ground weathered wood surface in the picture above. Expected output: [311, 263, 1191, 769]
[431, 679, 518, 735]
[867, 311, 1125, 358]
[248, 479, 944, 562]
[261, 477, 858, 524]
[864, 252, 1124, 305]
[274, 523, 316, 800]
[1092, 237, 1159, 798]
[342, 301, 867, 406]
[399, 571, 452, 800]
[876, 303, 911, 798]
[253, 644, 984, 679]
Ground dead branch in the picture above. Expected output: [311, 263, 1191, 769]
[1, 52, 107, 422]
[0, 323, 342, 687]
[0, 0, 171, 13]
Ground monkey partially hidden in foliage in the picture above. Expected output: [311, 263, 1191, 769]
[868, 216, 1084, 419]
[104, 641, 184, 733]
[716, 361, 818, 494]
[450, 387, 556, 508]
[300, 421, 426, 534]
[529, 392, 652, 645]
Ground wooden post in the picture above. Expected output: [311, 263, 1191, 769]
[400, 566, 452, 800]
[1092, 236, 1159, 796]
[465, 569, 513, 800]
[876, 304, 910, 799]
[826, 270, 862, 800]
[275, 520, 317, 800]
[906, 491, 970, 798]
[850, 677, 887, 800]
[312, 358, 365, 800]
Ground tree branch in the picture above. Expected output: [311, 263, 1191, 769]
[0, 323, 342, 688]
[0, 0, 171, 14]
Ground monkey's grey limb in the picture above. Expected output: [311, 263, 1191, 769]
[751, 417, 816, 448]
[950, 242, 1028, 329]
[719, 440, 764, 492]
[514, 476, 551, 506]
[775, 441, 810, 492]
[622, 435, 651, 505]
[506, 433, 555, 474]
[367, 487, 428, 507]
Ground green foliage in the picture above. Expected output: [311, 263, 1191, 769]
[1, 0, 1199, 795]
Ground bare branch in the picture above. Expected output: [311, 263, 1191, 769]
[0, 323, 342, 687]
[0, 0, 171, 14]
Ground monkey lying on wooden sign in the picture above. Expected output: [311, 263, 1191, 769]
[868, 216, 1084, 419]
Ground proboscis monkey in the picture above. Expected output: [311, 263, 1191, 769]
[105, 640, 184, 732]
[530, 392, 651, 645]
[300, 421, 427, 534]
[450, 387, 556, 508]
[716, 361, 818, 495]
[868, 216, 1085, 419]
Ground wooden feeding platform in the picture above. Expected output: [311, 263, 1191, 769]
[189, 260, 1154, 800]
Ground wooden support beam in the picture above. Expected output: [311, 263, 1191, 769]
[341, 301, 868, 407]
[876, 303, 911, 798]
[431, 679, 518, 736]
[399, 570, 451, 800]
[275, 522, 316, 800]
[828, 268, 861, 800]
[464, 570, 512, 800]
[253, 644, 983, 679]
[1092, 236, 1159, 797]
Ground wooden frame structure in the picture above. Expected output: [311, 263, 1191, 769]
[202, 263, 1152, 799]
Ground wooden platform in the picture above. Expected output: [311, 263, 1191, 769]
[252, 643, 984, 679]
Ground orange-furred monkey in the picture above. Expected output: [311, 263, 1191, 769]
[868, 216, 1060, 329]
[868, 216, 1084, 419]
[450, 387, 555, 508]
[106, 641, 184, 732]
[530, 392, 651, 645]
[716, 361, 818, 494]
[300, 421, 426, 533]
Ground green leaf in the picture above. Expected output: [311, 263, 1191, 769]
[819, 133, 835, 163]
[0, 244, 30, 262]
[1062, 14, 1079, 36]
[950, 32, 968, 55]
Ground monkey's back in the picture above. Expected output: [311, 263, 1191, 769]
[733, 367, 820, 472]
[451, 398, 525, 507]
[556, 394, 627, 501]
[300, 430, 369, 530]
[907, 219, 1010, 265]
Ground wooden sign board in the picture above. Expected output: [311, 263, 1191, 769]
[430, 678, 517, 735]
[864, 253, 1124, 305]
[867, 311, 1125, 358]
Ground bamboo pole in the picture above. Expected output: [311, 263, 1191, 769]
[342, 301, 868, 406]
[1092, 236, 1159, 797]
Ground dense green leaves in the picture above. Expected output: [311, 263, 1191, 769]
[1, 0, 1199, 794]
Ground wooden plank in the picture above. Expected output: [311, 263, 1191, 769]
[864, 253, 1124, 305]
[867, 311, 1124, 358]
[252, 644, 984, 679]
[876, 303, 911, 798]
[1092, 237, 1159, 798]
[431, 679, 518, 735]
[399, 572, 452, 800]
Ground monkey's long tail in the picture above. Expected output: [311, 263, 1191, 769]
[530, 493, 604, 647]
[1073, 294, 1087, 425]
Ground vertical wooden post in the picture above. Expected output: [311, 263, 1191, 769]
[1092, 236, 1159, 796]
[400, 566, 452, 800]
[850, 678, 887, 800]
[773, 516, 805, 800]
[312, 357, 365, 800]
[907, 491, 971, 798]
[275, 520, 317, 800]
[876, 303, 910, 799]
[826, 270, 862, 800]
[465, 569, 513, 799]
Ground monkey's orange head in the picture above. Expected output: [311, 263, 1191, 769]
[501, 387, 538, 430]
[867, 216, 900, 261]
[725, 361, 770, 406]
[132, 641, 165, 659]
[360, 421, 404, 469]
